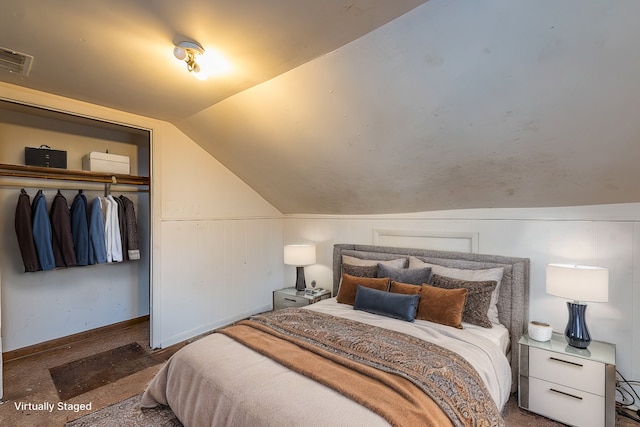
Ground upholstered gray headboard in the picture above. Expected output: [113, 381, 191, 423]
[333, 243, 530, 393]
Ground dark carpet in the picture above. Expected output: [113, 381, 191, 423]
[50, 342, 161, 401]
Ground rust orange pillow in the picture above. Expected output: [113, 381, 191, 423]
[389, 281, 422, 295]
[415, 284, 467, 329]
[336, 273, 390, 306]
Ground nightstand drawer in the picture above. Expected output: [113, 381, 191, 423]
[528, 377, 604, 427]
[273, 292, 307, 310]
[529, 347, 604, 395]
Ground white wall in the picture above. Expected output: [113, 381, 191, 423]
[151, 116, 284, 347]
[0, 82, 284, 352]
[284, 204, 640, 394]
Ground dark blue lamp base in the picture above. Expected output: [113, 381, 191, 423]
[565, 301, 591, 349]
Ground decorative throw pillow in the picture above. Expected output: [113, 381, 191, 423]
[354, 285, 420, 322]
[430, 274, 497, 328]
[342, 255, 407, 269]
[342, 263, 378, 278]
[409, 257, 504, 325]
[415, 284, 467, 329]
[336, 273, 390, 306]
[376, 264, 432, 285]
[389, 281, 422, 295]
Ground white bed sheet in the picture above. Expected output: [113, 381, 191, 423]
[304, 297, 512, 409]
[462, 321, 510, 355]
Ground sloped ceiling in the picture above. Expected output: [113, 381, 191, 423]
[3, 0, 640, 214]
[0, 0, 426, 121]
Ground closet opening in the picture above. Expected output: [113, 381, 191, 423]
[0, 99, 152, 364]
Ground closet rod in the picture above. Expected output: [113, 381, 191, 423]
[0, 181, 149, 193]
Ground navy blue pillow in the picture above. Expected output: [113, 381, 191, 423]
[353, 285, 420, 322]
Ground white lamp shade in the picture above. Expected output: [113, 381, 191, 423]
[546, 263, 609, 302]
[284, 245, 316, 266]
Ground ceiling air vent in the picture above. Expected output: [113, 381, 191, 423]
[0, 47, 34, 77]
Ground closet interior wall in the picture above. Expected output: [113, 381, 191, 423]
[0, 100, 151, 352]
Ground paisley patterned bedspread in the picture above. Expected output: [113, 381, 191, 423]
[220, 308, 505, 427]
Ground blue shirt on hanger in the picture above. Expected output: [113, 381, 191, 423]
[31, 190, 55, 270]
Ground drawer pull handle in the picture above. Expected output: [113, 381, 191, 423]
[549, 388, 583, 400]
[284, 298, 297, 302]
[549, 356, 583, 367]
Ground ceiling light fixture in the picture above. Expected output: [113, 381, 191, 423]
[173, 40, 204, 75]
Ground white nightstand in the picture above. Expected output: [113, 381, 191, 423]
[272, 287, 331, 310]
[518, 332, 615, 427]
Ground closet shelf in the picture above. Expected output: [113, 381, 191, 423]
[0, 163, 149, 186]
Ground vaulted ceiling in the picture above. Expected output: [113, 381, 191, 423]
[3, 0, 640, 214]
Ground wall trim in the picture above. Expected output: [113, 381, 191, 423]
[2, 315, 149, 362]
[373, 228, 479, 253]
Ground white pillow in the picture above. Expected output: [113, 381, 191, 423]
[342, 255, 407, 269]
[409, 256, 504, 325]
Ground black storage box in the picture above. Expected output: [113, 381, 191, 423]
[25, 145, 67, 169]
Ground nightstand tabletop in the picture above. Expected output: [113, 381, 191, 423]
[275, 287, 331, 299]
[519, 332, 615, 365]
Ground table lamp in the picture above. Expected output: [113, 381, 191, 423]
[284, 245, 316, 291]
[546, 263, 608, 349]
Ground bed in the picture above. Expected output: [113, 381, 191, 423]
[142, 244, 530, 427]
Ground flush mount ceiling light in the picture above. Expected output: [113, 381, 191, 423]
[173, 40, 204, 75]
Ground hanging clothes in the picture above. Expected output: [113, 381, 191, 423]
[88, 197, 107, 265]
[70, 191, 89, 266]
[31, 190, 56, 271]
[99, 196, 110, 262]
[105, 195, 123, 262]
[113, 195, 128, 260]
[119, 195, 140, 260]
[50, 190, 77, 268]
[15, 189, 41, 272]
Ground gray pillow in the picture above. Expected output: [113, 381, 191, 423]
[377, 264, 432, 286]
[353, 285, 420, 322]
